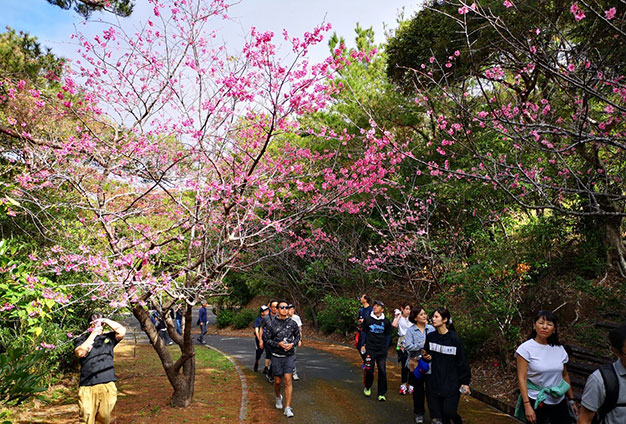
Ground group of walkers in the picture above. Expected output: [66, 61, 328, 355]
[253, 299, 303, 418]
[356, 295, 470, 424]
[355, 296, 626, 424]
[69, 300, 625, 424]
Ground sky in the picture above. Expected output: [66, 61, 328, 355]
[3, 0, 423, 64]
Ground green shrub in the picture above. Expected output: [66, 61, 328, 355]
[316, 294, 360, 334]
[0, 343, 46, 406]
[216, 309, 234, 329]
[455, 319, 493, 361]
[232, 309, 257, 329]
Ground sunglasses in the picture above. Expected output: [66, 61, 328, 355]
[279, 306, 289, 310]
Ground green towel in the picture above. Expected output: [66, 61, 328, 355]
[514, 379, 570, 422]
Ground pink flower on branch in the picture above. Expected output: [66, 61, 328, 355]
[605, 7, 616, 20]
[570, 2, 586, 21]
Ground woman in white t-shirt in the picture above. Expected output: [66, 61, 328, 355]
[515, 310, 578, 424]
[392, 302, 413, 395]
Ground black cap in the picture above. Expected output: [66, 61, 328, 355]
[373, 300, 385, 309]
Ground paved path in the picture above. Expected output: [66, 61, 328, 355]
[121, 309, 517, 423]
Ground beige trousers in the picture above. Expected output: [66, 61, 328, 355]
[78, 381, 117, 424]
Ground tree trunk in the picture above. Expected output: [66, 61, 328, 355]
[306, 299, 318, 329]
[601, 215, 626, 278]
[132, 304, 196, 407]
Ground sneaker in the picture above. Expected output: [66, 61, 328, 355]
[363, 387, 371, 397]
[262, 366, 268, 375]
[292, 373, 300, 381]
[408, 385, 414, 395]
[431, 419, 443, 424]
[399, 384, 408, 395]
[275, 395, 283, 409]
[414, 414, 424, 424]
[284, 406, 294, 418]
[378, 395, 387, 401]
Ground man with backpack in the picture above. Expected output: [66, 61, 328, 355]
[578, 324, 626, 424]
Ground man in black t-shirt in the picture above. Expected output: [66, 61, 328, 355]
[74, 312, 126, 424]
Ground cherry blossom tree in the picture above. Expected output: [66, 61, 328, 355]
[387, 0, 626, 275]
[2, 0, 403, 406]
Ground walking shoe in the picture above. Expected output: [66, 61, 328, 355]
[408, 385, 414, 395]
[378, 395, 387, 401]
[399, 384, 408, 395]
[284, 406, 294, 418]
[266, 372, 273, 383]
[262, 366, 268, 375]
[363, 387, 371, 397]
[292, 373, 300, 381]
[431, 419, 443, 424]
[275, 395, 283, 409]
[414, 414, 424, 424]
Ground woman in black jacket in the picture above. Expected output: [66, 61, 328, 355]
[423, 307, 471, 424]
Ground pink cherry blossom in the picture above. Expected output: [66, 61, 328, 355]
[570, 2, 586, 21]
[605, 7, 616, 20]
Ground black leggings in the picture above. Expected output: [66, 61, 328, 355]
[426, 390, 462, 424]
[364, 353, 388, 396]
[254, 336, 264, 361]
[397, 349, 410, 384]
[528, 398, 575, 424]
[409, 372, 427, 415]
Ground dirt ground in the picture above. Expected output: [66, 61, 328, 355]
[3, 342, 242, 424]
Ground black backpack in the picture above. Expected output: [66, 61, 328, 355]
[592, 363, 625, 424]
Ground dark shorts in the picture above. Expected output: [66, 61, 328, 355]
[271, 355, 296, 376]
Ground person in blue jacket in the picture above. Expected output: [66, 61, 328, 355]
[360, 300, 392, 401]
[356, 294, 373, 361]
[404, 305, 435, 424]
[196, 301, 208, 344]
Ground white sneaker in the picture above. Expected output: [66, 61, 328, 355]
[284, 406, 294, 418]
[275, 395, 283, 409]
[414, 415, 424, 424]
[292, 373, 300, 381]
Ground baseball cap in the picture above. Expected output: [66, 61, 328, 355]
[259, 305, 269, 313]
[373, 300, 386, 309]
[287, 304, 294, 309]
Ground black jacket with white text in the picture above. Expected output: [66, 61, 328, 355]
[424, 330, 471, 397]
